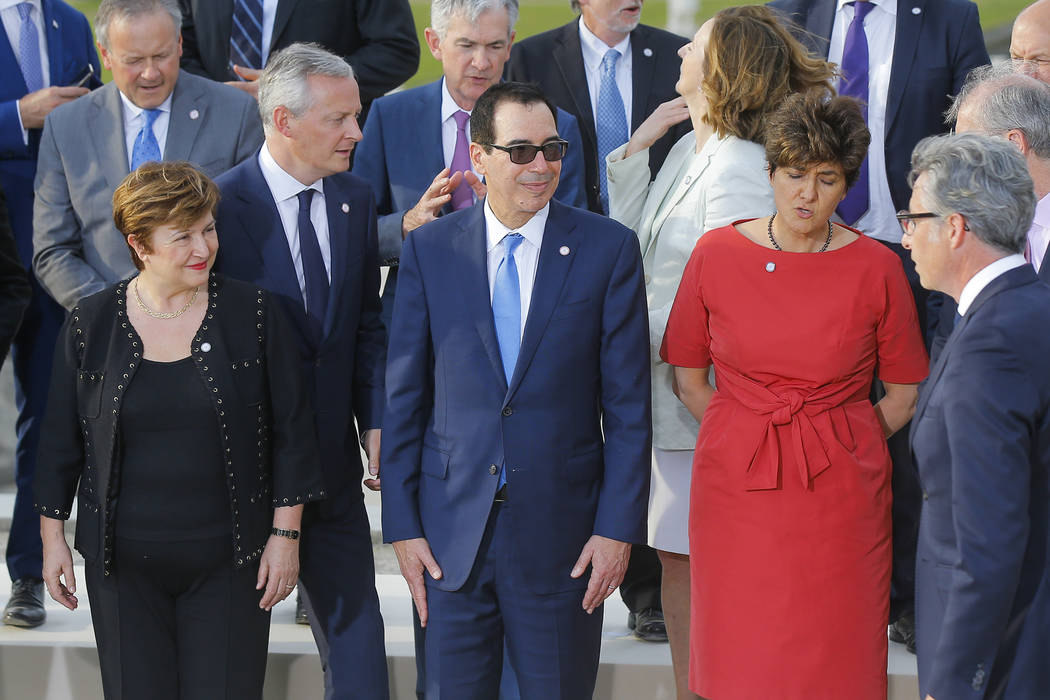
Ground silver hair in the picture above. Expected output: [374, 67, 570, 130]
[430, 0, 519, 38]
[909, 133, 1036, 255]
[947, 63, 1050, 159]
[257, 43, 355, 132]
[95, 0, 181, 49]
[570, 0, 581, 11]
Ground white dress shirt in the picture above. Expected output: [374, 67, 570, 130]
[259, 0, 278, 66]
[829, 0, 901, 244]
[439, 78, 479, 180]
[118, 91, 172, 170]
[485, 198, 548, 339]
[957, 254, 1027, 316]
[258, 144, 333, 310]
[1028, 192, 1050, 273]
[579, 17, 633, 133]
[2, 0, 50, 142]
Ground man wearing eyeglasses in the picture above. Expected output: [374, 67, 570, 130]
[352, 0, 586, 333]
[381, 81, 651, 698]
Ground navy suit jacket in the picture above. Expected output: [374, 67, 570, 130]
[505, 20, 689, 214]
[910, 265, 1050, 700]
[0, 0, 100, 265]
[353, 79, 588, 267]
[767, 0, 989, 215]
[380, 199, 652, 594]
[214, 154, 387, 510]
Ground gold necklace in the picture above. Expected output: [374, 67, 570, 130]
[133, 278, 199, 319]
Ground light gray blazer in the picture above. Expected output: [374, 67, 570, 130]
[608, 131, 773, 449]
[32, 70, 263, 310]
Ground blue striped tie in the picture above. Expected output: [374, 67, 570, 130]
[17, 3, 44, 93]
[229, 0, 264, 70]
[596, 49, 628, 214]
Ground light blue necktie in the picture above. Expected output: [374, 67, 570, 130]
[131, 109, 163, 171]
[596, 48, 628, 214]
[17, 3, 44, 93]
[492, 233, 523, 489]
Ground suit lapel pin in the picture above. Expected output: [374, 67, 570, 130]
[765, 262, 775, 272]
[341, 203, 350, 213]
[911, 6, 921, 14]
[643, 47, 653, 57]
[559, 246, 570, 256]
[201, 342, 212, 352]
[52, 19, 59, 29]
[189, 109, 200, 120]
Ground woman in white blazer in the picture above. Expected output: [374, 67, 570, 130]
[606, 7, 835, 697]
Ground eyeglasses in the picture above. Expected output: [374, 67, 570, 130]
[896, 210, 940, 234]
[482, 140, 569, 164]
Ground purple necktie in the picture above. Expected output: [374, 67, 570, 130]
[450, 110, 473, 211]
[837, 1, 874, 226]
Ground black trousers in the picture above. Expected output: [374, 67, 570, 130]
[85, 535, 271, 700]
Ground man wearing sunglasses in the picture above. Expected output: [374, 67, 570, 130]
[381, 81, 651, 698]
[352, 0, 587, 333]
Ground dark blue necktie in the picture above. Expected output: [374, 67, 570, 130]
[837, 1, 874, 225]
[296, 189, 329, 342]
[229, 0, 264, 70]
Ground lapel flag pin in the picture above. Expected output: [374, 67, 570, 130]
[341, 203, 350, 213]
[643, 47, 653, 57]
[189, 109, 200, 120]
[559, 246, 570, 256]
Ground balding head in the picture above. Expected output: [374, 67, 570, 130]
[1012, 0, 1050, 83]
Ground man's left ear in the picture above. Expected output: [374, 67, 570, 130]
[1005, 128, 1030, 155]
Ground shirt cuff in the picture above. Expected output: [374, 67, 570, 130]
[16, 100, 28, 145]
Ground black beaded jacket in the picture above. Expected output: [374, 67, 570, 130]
[34, 273, 325, 576]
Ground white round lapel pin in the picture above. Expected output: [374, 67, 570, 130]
[765, 262, 776, 272]
[559, 246, 570, 256]
[201, 342, 212, 352]
[189, 109, 200, 120]
[643, 47, 653, 57]
[342, 203, 350, 213]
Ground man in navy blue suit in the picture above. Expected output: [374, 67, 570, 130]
[904, 132, 1050, 700]
[767, 0, 989, 649]
[353, 0, 587, 329]
[0, 0, 100, 629]
[381, 81, 652, 698]
[214, 44, 389, 700]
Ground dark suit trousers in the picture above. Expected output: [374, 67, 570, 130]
[298, 495, 390, 700]
[875, 240, 926, 622]
[7, 244, 65, 582]
[85, 536, 270, 700]
[422, 501, 603, 700]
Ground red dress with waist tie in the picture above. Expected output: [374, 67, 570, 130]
[661, 223, 928, 699]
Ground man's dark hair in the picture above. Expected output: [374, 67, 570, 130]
[470, 82, 559, 148]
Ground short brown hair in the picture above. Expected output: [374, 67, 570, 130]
[702, 5, 835, 142]
[764, 92, 871, 188]
[112, 161, 220, 270]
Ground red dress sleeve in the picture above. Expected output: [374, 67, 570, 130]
[660, 242, 712, 369]
[875, 252, 929, 384]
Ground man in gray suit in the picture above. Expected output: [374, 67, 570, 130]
[32, 0, 262, 310]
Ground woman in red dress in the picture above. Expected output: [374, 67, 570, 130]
[661, 92, 929, 699]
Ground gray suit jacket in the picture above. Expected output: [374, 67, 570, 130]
[32, 70, 263, 309]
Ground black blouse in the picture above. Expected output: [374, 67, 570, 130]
[34, 273, 326, 576]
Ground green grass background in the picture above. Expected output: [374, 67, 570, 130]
[68, 0, 1026, 87]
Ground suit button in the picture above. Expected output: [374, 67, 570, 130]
[489, 464, 498, 475]
[502, 407, 513, 416]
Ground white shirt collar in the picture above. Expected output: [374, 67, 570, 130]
[118, 90, 172, 121]
[258, 143, 323, 201]
[440, 77, 471, 124]
[578, 16, 631, 75]
[957, 254, 1027, 316]
[1034, 192, 1050, 229]
[484, 198, 548, 253]
[836, 0, 896, 17]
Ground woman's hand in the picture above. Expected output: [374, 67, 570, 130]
[623, 97, 691, 159]
[256, 534, 300, 611]
[41, 517, 78, 610]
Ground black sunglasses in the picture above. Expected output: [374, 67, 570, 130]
[482, 140, 569, 164]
